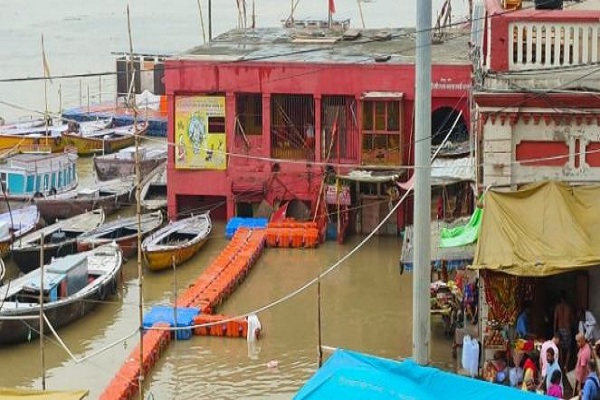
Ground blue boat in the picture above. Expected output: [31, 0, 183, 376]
[0, 151, 78, 200]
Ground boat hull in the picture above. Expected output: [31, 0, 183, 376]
[12, 241, 77, 274]
[35, 192, 130, 221]
[78, 236, 138, 259]
[0, 269, 121, 346]
[144, 238, 208, 271]
[93, 157, 163, 181]
[0, 135, 63, 153]
[0, 238, 11, 258]
[61, 125, 148, 156]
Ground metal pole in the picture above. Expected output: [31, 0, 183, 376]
[317, 277, 323, 367]
[196, 0, 207, 44]
[127, 5, 145, 399]
[39, 232, 46, 389]
[208, 0, 212, 43]
[413, 0, 432, 365]
[58, 84, 62, 115]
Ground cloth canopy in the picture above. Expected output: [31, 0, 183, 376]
[472, 181, 600, 276]
[295, 348, 546, 400]
[0, 388, 88, 400]
[440, 207, 482, 248]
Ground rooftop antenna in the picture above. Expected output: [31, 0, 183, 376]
[208, 0, 213, 42]
[328, 0, 336, 29]
[196, 0, 207, 44]
[357, 0, 366, 29]
[432, 0, 452, 44]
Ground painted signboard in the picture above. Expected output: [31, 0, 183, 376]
[175, 96, 226, 170]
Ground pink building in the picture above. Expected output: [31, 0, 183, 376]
[165, 24, 471, 233]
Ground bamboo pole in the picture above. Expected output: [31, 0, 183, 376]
[39, 232, 46, 390]
[127, 5, 145, 399]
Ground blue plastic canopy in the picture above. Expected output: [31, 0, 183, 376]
[295, 349, 549, 400]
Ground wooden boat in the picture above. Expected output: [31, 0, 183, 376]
[0, 118, 112, 153]
[93, 146, 166, 181]
[0, 117, 48, 132]
[0, 243, 122, 346]
[11, 209, 105, 274]
[77, 211, 163, 258]
[0, 151, 78, 200]
[0, 205, 40, 257]
[138, 163, 167, 211]
[34, 176, 134, 221]
[61, 122, 148, 156]
[142, 213, 211, 271]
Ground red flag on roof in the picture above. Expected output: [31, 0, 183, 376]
[329, 0, 336, 14]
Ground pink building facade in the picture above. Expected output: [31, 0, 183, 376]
[165, 27, 471, 231]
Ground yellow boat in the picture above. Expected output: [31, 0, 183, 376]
[61, 122, 148, 156]
[142, 213, 212, 271]
[0, 118, 113, 153]
[0, 134, 63, 153]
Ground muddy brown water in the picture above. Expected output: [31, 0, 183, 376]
[0, 157, 456, 399]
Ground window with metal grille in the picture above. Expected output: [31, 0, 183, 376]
[361, 100, 402, 166]
[271, 94, 315, 160]
[321, 96, 359, 162]
[235, 93, 262, 137]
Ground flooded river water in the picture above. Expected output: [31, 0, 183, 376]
[0, 1, 467, 397]
[0, 147, 457, 398]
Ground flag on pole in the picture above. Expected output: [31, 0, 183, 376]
[41, 35, 52, 82]
[329, 0, 336, 14]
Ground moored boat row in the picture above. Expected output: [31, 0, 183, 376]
[11, 209, 105, 274]
[0, 118, 147, 156]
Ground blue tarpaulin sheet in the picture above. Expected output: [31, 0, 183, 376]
[295, 349, 549, 400]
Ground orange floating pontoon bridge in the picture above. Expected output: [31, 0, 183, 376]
[100, 228, 266, 400]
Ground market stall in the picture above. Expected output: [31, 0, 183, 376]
[471, 181, 600, 389]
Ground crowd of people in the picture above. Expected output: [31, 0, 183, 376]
[492, 291, 600, 399]
[487, 333, 600, 398]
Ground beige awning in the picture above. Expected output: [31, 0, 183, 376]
[471, 181, 600, 276]
[361, 91, 404, 100]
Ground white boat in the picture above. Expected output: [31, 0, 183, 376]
[0, 243, 123, 346]
[0, 205, 40, 257]
[0, 151, 78, 200]
[93, 146, 166, 181]
[138, 163, 167, 211]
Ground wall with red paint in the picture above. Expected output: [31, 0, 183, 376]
[165, 60, 471, 223]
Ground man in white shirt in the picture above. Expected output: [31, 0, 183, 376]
[540, 333, 560, 378]
[578, 309, 600, 342]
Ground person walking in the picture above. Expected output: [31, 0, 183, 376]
[546, 369, 563, 399]
[575, 333, 593, 396]
[540, 333, 560, 379]
[580, 359, 600, 400]
[541, 347, 562, 395]
[554, 291, 574, 369]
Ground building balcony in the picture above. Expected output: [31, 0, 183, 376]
[482, 0, 600, 74]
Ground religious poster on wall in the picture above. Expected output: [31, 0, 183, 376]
[174, 95, 227, 170]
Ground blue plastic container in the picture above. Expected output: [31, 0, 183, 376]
[143, 306, 200, 340]
[225, 217, 268, 239]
